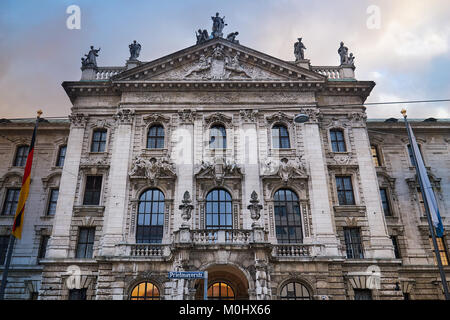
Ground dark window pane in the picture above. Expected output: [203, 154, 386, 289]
[76, 227, 95, 258]
[205, 189, 232, 229]
[136, 189, 165, 243]
[38, 235, 50, 260]
[344, 228, 363, 259]
[69, 289, 87, 300]
[354, 289, 372, 300]
[14, 145, 29, 167]
[210, 125, 227, 149]
[330, 129, 346, 152]
[336, 176, 355, 205]
[0, 236, 9, 265]
[272, 125, 290, 149]
[391, 236, 401, 259]
[56, 145, 67, 167]
[2, 188, 21, 215]
[274, 189, 302, 243]
[83, 176, 102, 205]
[91, 129, 107, 152]
[380, 188, 391, 216]
[280, 282, 311, 300]
[47, 189, 59, 215]
[147, 125, 165, 149]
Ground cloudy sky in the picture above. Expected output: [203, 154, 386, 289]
[1, 0, 449, 119]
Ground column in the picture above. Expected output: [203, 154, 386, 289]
[100, 109, 134, 256]
[47, 113, 87, 258]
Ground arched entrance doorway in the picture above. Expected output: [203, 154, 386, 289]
[194, 264, 250, 300]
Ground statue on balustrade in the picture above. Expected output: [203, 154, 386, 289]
[81, 46, 100, 69]
[129, 40, 141, 61]
[294, 38, 306, 61]
[211, 12, 227, 38]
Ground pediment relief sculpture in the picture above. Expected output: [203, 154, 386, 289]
[261, 157, 308, 183]
[129, 155, 176, 184]
[265, 111, 293, 125]
[194, 157, 243, 185]
[204, 112, 233, 127]
[143, 113, 171, 124]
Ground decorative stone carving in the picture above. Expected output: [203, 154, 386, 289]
[204, 112, 232, 127]
[179, 191, 194, 228]
[113, 109, 135, 124]
[239, 109, 259, 123]
[248, 191, 263, 226]
[184, 46, 250, 80]
[297, 108, 321, 123]
[265, 111, 293, 125]
[226, 32, 239, 44]
[195, 157, 242, 185]
[68, 113, 88, 128]
[129, 155, 176, 185]
[261, 157, 307, 182]
[178, 109, 197, 124]
[143, 113, 170, 124]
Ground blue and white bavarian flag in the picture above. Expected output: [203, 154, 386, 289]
[406, 121, 444, 237]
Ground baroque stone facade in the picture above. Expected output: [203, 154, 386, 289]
[0, 36, 449, 300]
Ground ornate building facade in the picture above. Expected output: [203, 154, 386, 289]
[0, 22, 449, 300]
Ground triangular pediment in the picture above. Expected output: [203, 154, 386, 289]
[112, 38, 326, 82]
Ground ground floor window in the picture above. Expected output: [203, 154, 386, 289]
[130, 281, 160, 300]
[207, 282, 235, 300]
[280, 282, 311, 300]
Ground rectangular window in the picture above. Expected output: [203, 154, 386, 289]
[91, 129, 107, 152]
[429, 237, 449, 266]
[391, 235, 401, 259]
[0, 235, 9, 265]
[68, 288, 87, 300]
[379, 188, 392, 216]
[47, 189, 59, 215]
[371, 145, 381, 166]
[336, 176, 355, 205]
[14, 145, 29, 167]
[76, 227, 95, 259]
[344, 227, 364, 259]
[330, 129, 346, 152]
[2, 188, 21, 215]
[56, 145, 67, 167]
[38, 235, 50, 261]
[354, 289, 372, 300]
[83, 176, 102, 205]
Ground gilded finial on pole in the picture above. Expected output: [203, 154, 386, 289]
[400, 108, 407, 118]
[37, 110, 43, 118]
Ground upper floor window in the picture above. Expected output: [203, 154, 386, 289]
[130, 282, 160, 300]
[379, 188, 392, 216]
[75, 227, 95, 259]
[56, 145, 67, 167]
[280, 282, 311, 300]
[91, 129, 107, 152]
[38, 235, 50, 261]
[335, 176, 355, 205]
[407, 144, 424, 167]
[2, 188, 20, 215]
[344, 227, 364, 259]
[330, 129, 346, 152]
[14, 145, 29, 166]
[136, 189, 165, 244]
[83, 176, 102, 205]
[391, 235, 401, 259]
[209, 125, 227, 149]
[205, 189, 232, 229]
[430, 236, 449, 266]
[272, 124, 290, 149]
[47, 189, 59, 216]
[371, 145, 381, 166]
[274, 189, 303, 243]
[147, 125, 165, 149]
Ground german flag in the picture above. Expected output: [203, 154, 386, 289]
[12, 111, 41, 239]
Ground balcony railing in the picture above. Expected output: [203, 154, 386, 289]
[271, 243, 325, 258]
[116, 243, 170, 258]
[95, 67, 125, 80]
[191, 229, 252, 245]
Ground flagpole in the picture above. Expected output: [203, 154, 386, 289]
[0, 110, 42, 300]
[401, 109, 450, 300]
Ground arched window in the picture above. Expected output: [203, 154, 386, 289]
[272, 124, 290, 149]
[280, 282, 311, 300]
[207, 282, 235, 300]
[14, 145, 29, 167]
[330, 129, 346, 152]
[147, 125, 165, 149]
[136, 189, 165, 243]
[274, 189, 303, 243]
[209, 125, 227, 149]
[205, 189, 232, 229]
[130, 282, 160, 300]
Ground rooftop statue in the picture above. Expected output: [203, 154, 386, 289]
[81, 46, 100, 69]
[129, 40, 141, 61]
[226, 31, 239, 44]
[338, 41, 355, 68]
[196, 29, 210, 44]
[211, 12, 227, 38]
[294, 37, 306, 61]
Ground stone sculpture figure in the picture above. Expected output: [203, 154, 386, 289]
[338, 41, 355, 68]
[184, 54, 211, 78]
[211, 12, 227, 38]
[81, 46, 100, 68]
[129, 40, 141, 60]
[196, 29, 210, 44]
[294, 38, 306, 61]
[226, 32, 239, 44]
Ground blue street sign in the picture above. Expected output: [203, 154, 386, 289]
[168, 271, 205, 279]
